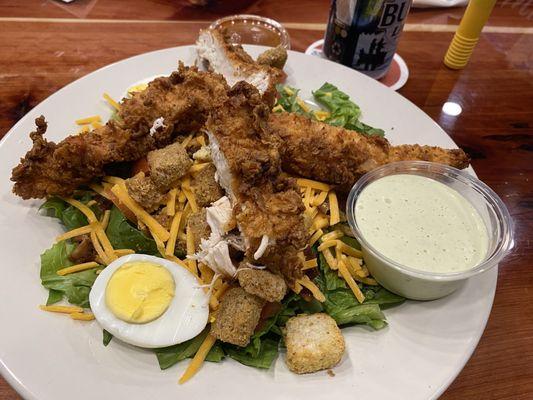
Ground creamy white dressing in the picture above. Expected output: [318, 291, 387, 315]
[355, 174, 488, 273]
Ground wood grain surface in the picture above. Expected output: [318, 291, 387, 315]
[0, 1, 532, 399]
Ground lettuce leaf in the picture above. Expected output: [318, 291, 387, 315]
[105, 206, 160, 255]
[274, 84, 313, 117]
[40, 196, 89, 230]
[314, 244, 404, 330]
[313, 83, 385, 137]
[155, 327, 224, 370]
[103, 330, 113, 346]
[40, 241, 99, 307]
[223, 338, 279, 369]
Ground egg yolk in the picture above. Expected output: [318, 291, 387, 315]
[105, 261, 175, 324]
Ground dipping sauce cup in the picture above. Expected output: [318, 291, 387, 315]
[346, 161, 514, 300]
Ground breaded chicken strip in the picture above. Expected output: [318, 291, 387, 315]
[11, 117, 154, 199]
[11, 65, 228, 199]
[119, 63, 229, 147]
[206, 82, 308, 282]
[269, 112, 470, 192]
[196, 29, 285, 105]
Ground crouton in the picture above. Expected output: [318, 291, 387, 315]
[211, 287, 265, 347]
[284, 313, 345, 374]
[257, 45, 288, 70]
[125, 173, 164, 212]
[237, 267, 287, 302]
[147, 142, 192, 190]
[193, 145, 212, 162]
[191, 164, 224, 207]
[187, 208, 211, 251]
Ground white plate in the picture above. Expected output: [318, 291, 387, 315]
[0, 45, 496, 400]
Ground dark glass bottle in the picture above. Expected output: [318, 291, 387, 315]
[324, 0, 413, 79]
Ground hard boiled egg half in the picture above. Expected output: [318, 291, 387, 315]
[89, 254, 209, 348]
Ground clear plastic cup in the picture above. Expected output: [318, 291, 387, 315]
[346, 161, 514, 300]
[209, 14, 291, 50]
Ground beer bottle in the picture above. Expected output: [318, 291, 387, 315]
[324, 0, 413, 79]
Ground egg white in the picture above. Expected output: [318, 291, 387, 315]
[89, 254, 209, 348]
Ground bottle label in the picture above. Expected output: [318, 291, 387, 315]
[324, 0, 412, 78]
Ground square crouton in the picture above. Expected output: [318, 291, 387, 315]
[125, 173, 164, 212]
[191, 164, 224, 207]
[187, 208, 211, 251]
[147, 142, 192, 190]
[237, 267, 287, 302]
[211, 287, 264, 347]
[284, 313, 345, 374]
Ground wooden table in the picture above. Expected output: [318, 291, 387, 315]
[0, 1, 531, 399]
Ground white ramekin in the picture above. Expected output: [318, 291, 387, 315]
[346, 161, 514, 300]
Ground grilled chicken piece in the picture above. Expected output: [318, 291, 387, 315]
[196, 29, 286, 105]
[269, 112, 470, 192]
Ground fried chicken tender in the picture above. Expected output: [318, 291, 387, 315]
[11, 117, 154, 199]
[206, 82, 308, 282]
[11, 65, 229, 199]
[196, 29, 285, 105]
[269, 112, 470, 192]
[118, 63, 229, 147]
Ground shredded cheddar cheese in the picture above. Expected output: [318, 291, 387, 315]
[114, 249, 135, 257]
[165, 211, 183, 257]
[302, 258, 318, 270]
[166, 189, 177, 217]
[56, 225, 92, 242]
[317, 240, 337, 252]
[57, 261, 100, 276]
[298, 275, 326, 302]
[297, 178, 331, 192]
[103, 93, 120, 111]
[320, 230, 344, 243]
[100, 209, 111, 231]
[186, 226, 198, 276]
[321, 247, 337, 270]
[179, 333, 217, 384]
[337, 259, 365, 303]
[75, 115, 101, 125]
[328, 191, 340, 226]
[189, 163, 209, 173]
[40, 305, 84, 314]
[336, 241, 363, 258]
[91, 230, 110, 265]
[70, 312, 95, 321]
[311, 190, 329, 207]
[309, 229, 324, 247]
[111, 184, 170, 242]
[182, 188, 198, 213]
[181, 134, 194, 149]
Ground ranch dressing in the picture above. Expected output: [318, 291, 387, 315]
[355, 174, 488, 273]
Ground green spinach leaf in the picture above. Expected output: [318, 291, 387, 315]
[313, 82, 385, 137]
[103, 330, 113, 346]
[224, 338, 279, 369]
[106, 206, 160, 255]
[40, 241, 98, 308]
[155, 327, 224, 370]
